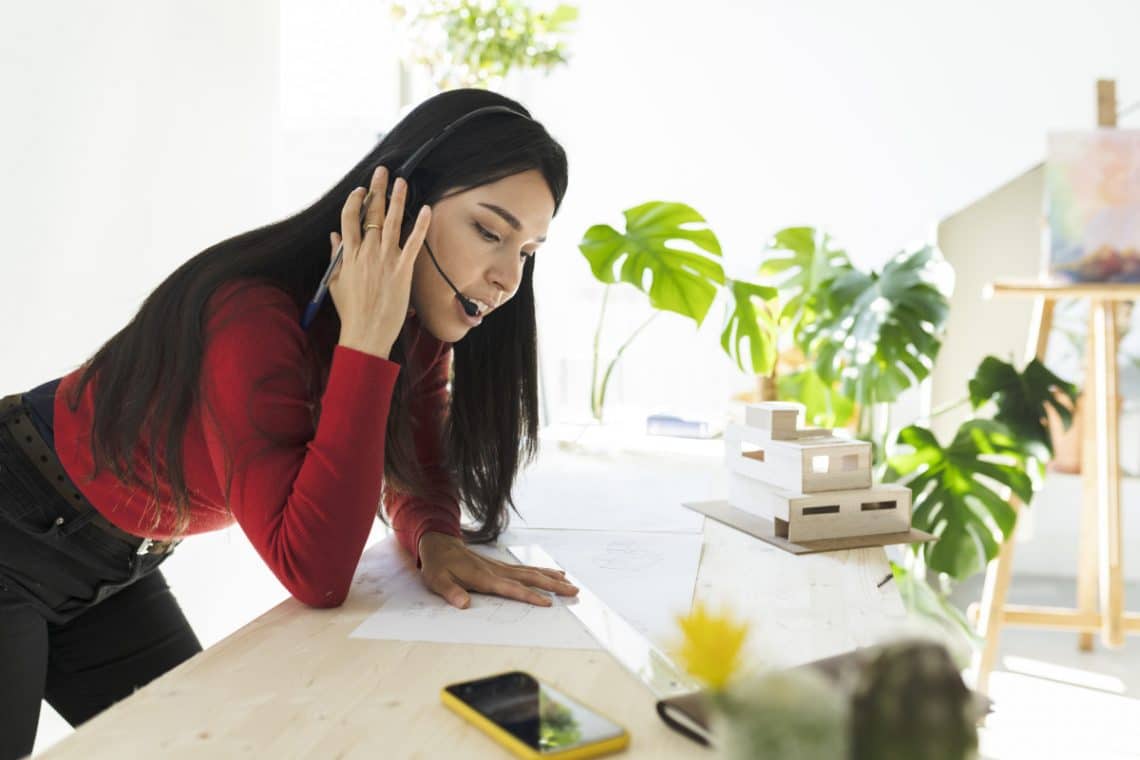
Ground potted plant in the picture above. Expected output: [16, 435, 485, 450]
[388, 0, 578, 92]
[756, 226, 1080, 642]
[578, 201, 778, 422]
[758, 227, 953, 461]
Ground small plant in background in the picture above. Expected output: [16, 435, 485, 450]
[578, 201, 778, 421]
[389, 0, 578, 90]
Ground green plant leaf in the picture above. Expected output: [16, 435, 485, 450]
[967, 356, 1079, 459]
[777, 366, 855, 428]
[890, 561, 982, 659]
[545, 4, 579, 28]
[757, 226, 852, 346]
[808, 244, 950, 408]
[399, 0, 578, 89]
[887, 420, 1031, 580]
[579, 201, 725, 326]
[720, 280, 779, 375]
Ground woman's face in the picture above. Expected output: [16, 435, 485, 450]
[409, 169, 555, 343]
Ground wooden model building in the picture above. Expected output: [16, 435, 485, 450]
[724, 402, 912, 542]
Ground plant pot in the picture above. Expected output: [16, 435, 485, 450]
[1046, 393, 1082, 474]
[1047, 391, 1124, 474]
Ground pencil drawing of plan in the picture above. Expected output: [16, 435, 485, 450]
[347, 537, 599, 649]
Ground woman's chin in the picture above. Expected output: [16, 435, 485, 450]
[419, 315, 467, 343]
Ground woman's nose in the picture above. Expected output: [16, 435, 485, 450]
[490, 255, 525, 298]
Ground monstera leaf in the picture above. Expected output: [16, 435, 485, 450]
[579, 201, 726, 326]
[890, 561, 981, 653]
[968, 357, 1078, 460]
[758, 226, 853, 345]
[720, 280, 779, 375]
[888, 420, 1032, 580]
[808, 244, 950, 408]
[778, 366, 855, 428]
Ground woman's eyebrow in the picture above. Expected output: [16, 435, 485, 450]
[478, 202, 548, 243]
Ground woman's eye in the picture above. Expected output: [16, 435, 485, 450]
[473, 222, 500, 244]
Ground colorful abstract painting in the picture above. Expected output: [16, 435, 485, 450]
[1047, 130, 1140, 282]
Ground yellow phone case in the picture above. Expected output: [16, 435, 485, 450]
[440, 681, 630, 759]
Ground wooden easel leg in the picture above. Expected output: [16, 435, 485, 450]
[972, 296, 1055, 693]
[1078, 305, 1099, 651]
[1093, 299, 1125, 647]
[973, 499, 1022, 694]
[1028, 297, 1056, 361]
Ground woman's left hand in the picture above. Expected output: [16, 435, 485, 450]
[418, 531, 580, 609]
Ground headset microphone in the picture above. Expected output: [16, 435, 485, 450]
[411, 204, 481, 318]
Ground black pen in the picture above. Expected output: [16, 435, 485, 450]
[300, 188, 375, 331]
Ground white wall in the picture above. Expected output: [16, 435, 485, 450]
[517, 0, 1140, 426]
[1, 2, 279, 390]
[0, 1, 392, 754]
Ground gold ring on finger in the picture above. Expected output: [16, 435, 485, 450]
[364, 223, 381, 230]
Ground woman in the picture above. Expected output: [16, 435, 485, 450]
[0, 88, 578, 757]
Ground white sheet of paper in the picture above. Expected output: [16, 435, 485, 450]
[348, 537, 599, 649]
[511, 447, 713, 533]
[499, 528, 705, 648]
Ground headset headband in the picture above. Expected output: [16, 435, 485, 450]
[394, 105, 533, 180]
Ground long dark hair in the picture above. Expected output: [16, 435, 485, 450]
[65, 88, 568, 542]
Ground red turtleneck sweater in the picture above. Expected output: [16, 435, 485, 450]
[52, 279, 463, 607]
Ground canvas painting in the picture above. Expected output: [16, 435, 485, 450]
[1046, 129, 1140, 282]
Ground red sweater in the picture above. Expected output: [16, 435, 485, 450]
[53, 279, 463, 607]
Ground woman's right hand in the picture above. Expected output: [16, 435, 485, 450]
[330, 164, 432, 359]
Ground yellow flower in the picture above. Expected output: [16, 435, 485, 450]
[673, 601, 750, 691]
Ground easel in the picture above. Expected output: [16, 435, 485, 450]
[971, 80, 1140, 695]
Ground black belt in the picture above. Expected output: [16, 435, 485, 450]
[0, 393, 180, 556]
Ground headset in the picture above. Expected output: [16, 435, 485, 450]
[301, 105, 535, 331]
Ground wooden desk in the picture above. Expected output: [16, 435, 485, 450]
[37, 517, 905, 758]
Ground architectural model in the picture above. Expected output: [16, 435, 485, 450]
[724, 402, 912, 542]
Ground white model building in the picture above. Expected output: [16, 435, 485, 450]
[725, 402, 912, 542]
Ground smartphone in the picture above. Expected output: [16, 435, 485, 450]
[441, 670, 630, 759]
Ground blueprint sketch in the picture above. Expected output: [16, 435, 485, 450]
[348, 530, 704, 650]
[500, 528, 704, 647]
[348, 537, 599, 649]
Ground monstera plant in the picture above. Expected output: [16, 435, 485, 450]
[578, 201, 778, 421]
[888, 357, 1078, 580]
[757, 226, 1080, 643]
[760, 227, 952, 456]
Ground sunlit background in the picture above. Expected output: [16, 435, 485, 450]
[4, 2, 1140, 756]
